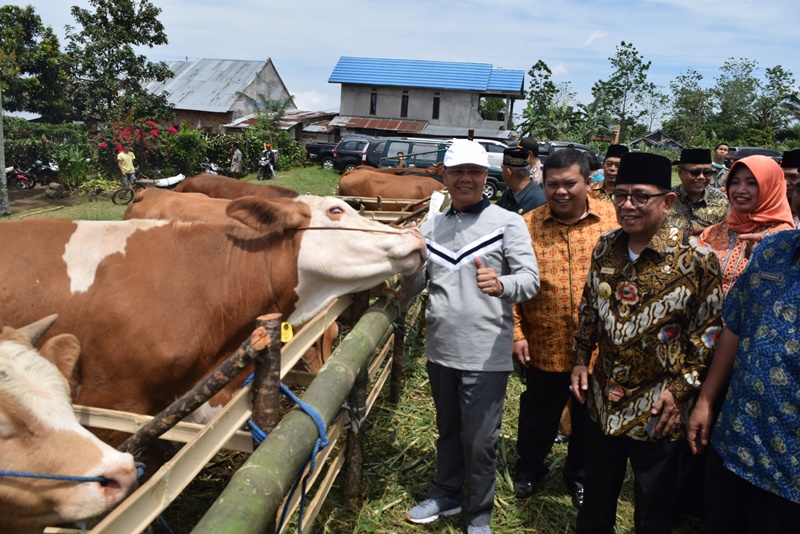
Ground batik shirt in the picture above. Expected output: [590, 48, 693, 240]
[700, 220, 793, 294]
[588, 180, 613, 204]
[574, 221, 724, 441]
[711, 230, 800, 504]
[513, 198, 618, 372]
[666, 185, 729, 244]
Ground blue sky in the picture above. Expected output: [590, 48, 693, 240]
[20, 0, 800, 117]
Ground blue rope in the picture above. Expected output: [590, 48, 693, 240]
[0, 470, 107, 483]
[242, 374, 330, 534]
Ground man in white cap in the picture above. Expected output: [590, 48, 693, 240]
[404, 139, 540, 534]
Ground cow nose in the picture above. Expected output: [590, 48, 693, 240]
[99, 454, 138, 505]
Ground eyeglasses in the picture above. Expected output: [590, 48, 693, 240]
[611, 191, 669, 208]
[446, 168, 486, 178]
[682, 168, 715, 178]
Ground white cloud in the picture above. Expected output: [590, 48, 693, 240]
[551, 62, 569, 77]
[583, 30, 608, 47]
[293, 90, 340, 113]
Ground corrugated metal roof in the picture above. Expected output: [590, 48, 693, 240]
[328, 57, 523, 92]
[330, 116, 427, 133]
[144, 59, 268, 113]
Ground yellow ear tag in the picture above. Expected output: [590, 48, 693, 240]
[280, 322, 294, 343]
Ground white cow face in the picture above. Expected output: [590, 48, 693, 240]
[292, 196, 426, 324]
[0, 323, 137, 531]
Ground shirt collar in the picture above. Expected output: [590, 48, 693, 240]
[446, 197, 491, 216]
[542, 195, 604, 224]
[613, 219, 679, 260]
[676, 184, 708, 205]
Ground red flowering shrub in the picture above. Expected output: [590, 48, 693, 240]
[94, 118, 178, 177]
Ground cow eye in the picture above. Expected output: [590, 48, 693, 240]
[329, 207, 343, 215]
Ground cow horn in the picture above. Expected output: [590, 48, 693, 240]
[17, 314, 59, 344]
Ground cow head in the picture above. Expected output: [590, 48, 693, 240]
[0, 316, 137, 532]
[227, 195, 426, 325]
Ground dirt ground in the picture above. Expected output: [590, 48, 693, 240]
[5, 186, 86, 214]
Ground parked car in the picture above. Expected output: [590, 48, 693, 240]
[305, 141, 337, 169]
[332, 135, 376, 172]
[538, 141, 602, 165]
[377, 137, 506, 199]
[725, 146, 782, 168]
[473, 139, 512, 168]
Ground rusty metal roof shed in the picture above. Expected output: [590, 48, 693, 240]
[145, 58, 272, 113]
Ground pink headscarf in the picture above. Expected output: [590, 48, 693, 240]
[725, 155, 793, 233]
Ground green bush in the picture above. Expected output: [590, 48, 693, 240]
[52, 145, 93, 189]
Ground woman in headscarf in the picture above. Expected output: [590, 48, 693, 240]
[700, 155, 795, 294]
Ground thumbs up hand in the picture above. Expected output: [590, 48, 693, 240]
[474, 257, 504, 297]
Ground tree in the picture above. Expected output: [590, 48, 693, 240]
[708, 58, 760, 141]
[0, 5, 71, 122]
[662, 68, 713, 145]
[753, 65, 797, 132]
[479, 97, 506, 121]
[639, 86, 670, 133]
[65, 0, 172, 124]
[591, 41, 656, 142]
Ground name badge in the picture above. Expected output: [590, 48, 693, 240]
[601, 267, 616, 275]
[758, 272, 784, 283]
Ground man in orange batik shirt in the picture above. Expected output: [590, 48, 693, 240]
[512, 149, 618, 509]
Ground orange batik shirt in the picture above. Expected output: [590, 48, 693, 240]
[513, 198, 619, 372]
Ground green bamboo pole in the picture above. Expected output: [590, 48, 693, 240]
[191, 297, 399, 534]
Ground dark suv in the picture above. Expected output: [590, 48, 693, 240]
[332, 135, 376, 172]
[538, 141, 602, 164]
[726, 147, 782, 168]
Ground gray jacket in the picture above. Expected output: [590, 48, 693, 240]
[411, 201, 540, 371]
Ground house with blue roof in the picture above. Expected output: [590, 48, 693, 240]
[328, 57, 524, 141]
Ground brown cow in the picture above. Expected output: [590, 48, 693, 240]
[174, 173, 298, 200]
[0, 315, 137, 531]
[0, 196, 425, 443]
[124, 188, 232, 224]
[339, 166, 445, 202]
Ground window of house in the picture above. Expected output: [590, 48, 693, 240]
[370, 88, 377, 116]
[401, 90, 409, 118]
[432, 92, 440, 119]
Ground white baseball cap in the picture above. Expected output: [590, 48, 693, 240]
[443, 139, 489, 168]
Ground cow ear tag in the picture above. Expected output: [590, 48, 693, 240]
[281, 322, 294, 343]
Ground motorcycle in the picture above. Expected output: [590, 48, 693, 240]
[257, 154, 271, 180]
[199, 160, 220, 175]
[5, 165, 36, 189]
[23, 159, 61, 186]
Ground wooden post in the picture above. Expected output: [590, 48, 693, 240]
[389, 308, 405, 404]
[250, 314, 283, 438]
[343, 366, 367, 507]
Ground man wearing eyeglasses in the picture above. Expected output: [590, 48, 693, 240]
[404, 139, 540, 534]
[571, 152, 723, 534]
[666, 148, 729, 244]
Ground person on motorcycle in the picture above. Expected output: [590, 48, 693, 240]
[117, 143, 136, 188]
[263, 143, 276, 178]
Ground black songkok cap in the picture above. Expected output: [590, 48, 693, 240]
[616, 152, 673, 190]
[605, 144, 629, 159]
[674, 148, 711, 165]
[503, 147, 531, 167]
[781, 149, 800, 168]
[518, 137, 539, 157]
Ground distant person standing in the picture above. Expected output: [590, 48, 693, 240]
[230, 143, 243, 174]
[589, 144, 629, 203]
[666, 148, 729, 244]
[395, 151, 409, 168]
[781, 149, 800, 227]
[711, 143, 730, 189]
[116, 143, 136, 188]
[496, 147, 546, 215]
[519, 137, 543, 186]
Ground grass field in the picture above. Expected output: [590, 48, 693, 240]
[5, 166, 702, 533]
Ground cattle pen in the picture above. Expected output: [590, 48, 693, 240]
[40, 205, 433, 534]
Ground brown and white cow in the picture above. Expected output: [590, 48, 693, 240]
[124, 188, 338, 374]
[0, 196, 425, 439]
[339, 166, 445, 202]
[0, 315, 137, 532]
[174, 173, 298, 200]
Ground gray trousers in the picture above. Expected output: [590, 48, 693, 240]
[426, 361, 509, 528]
